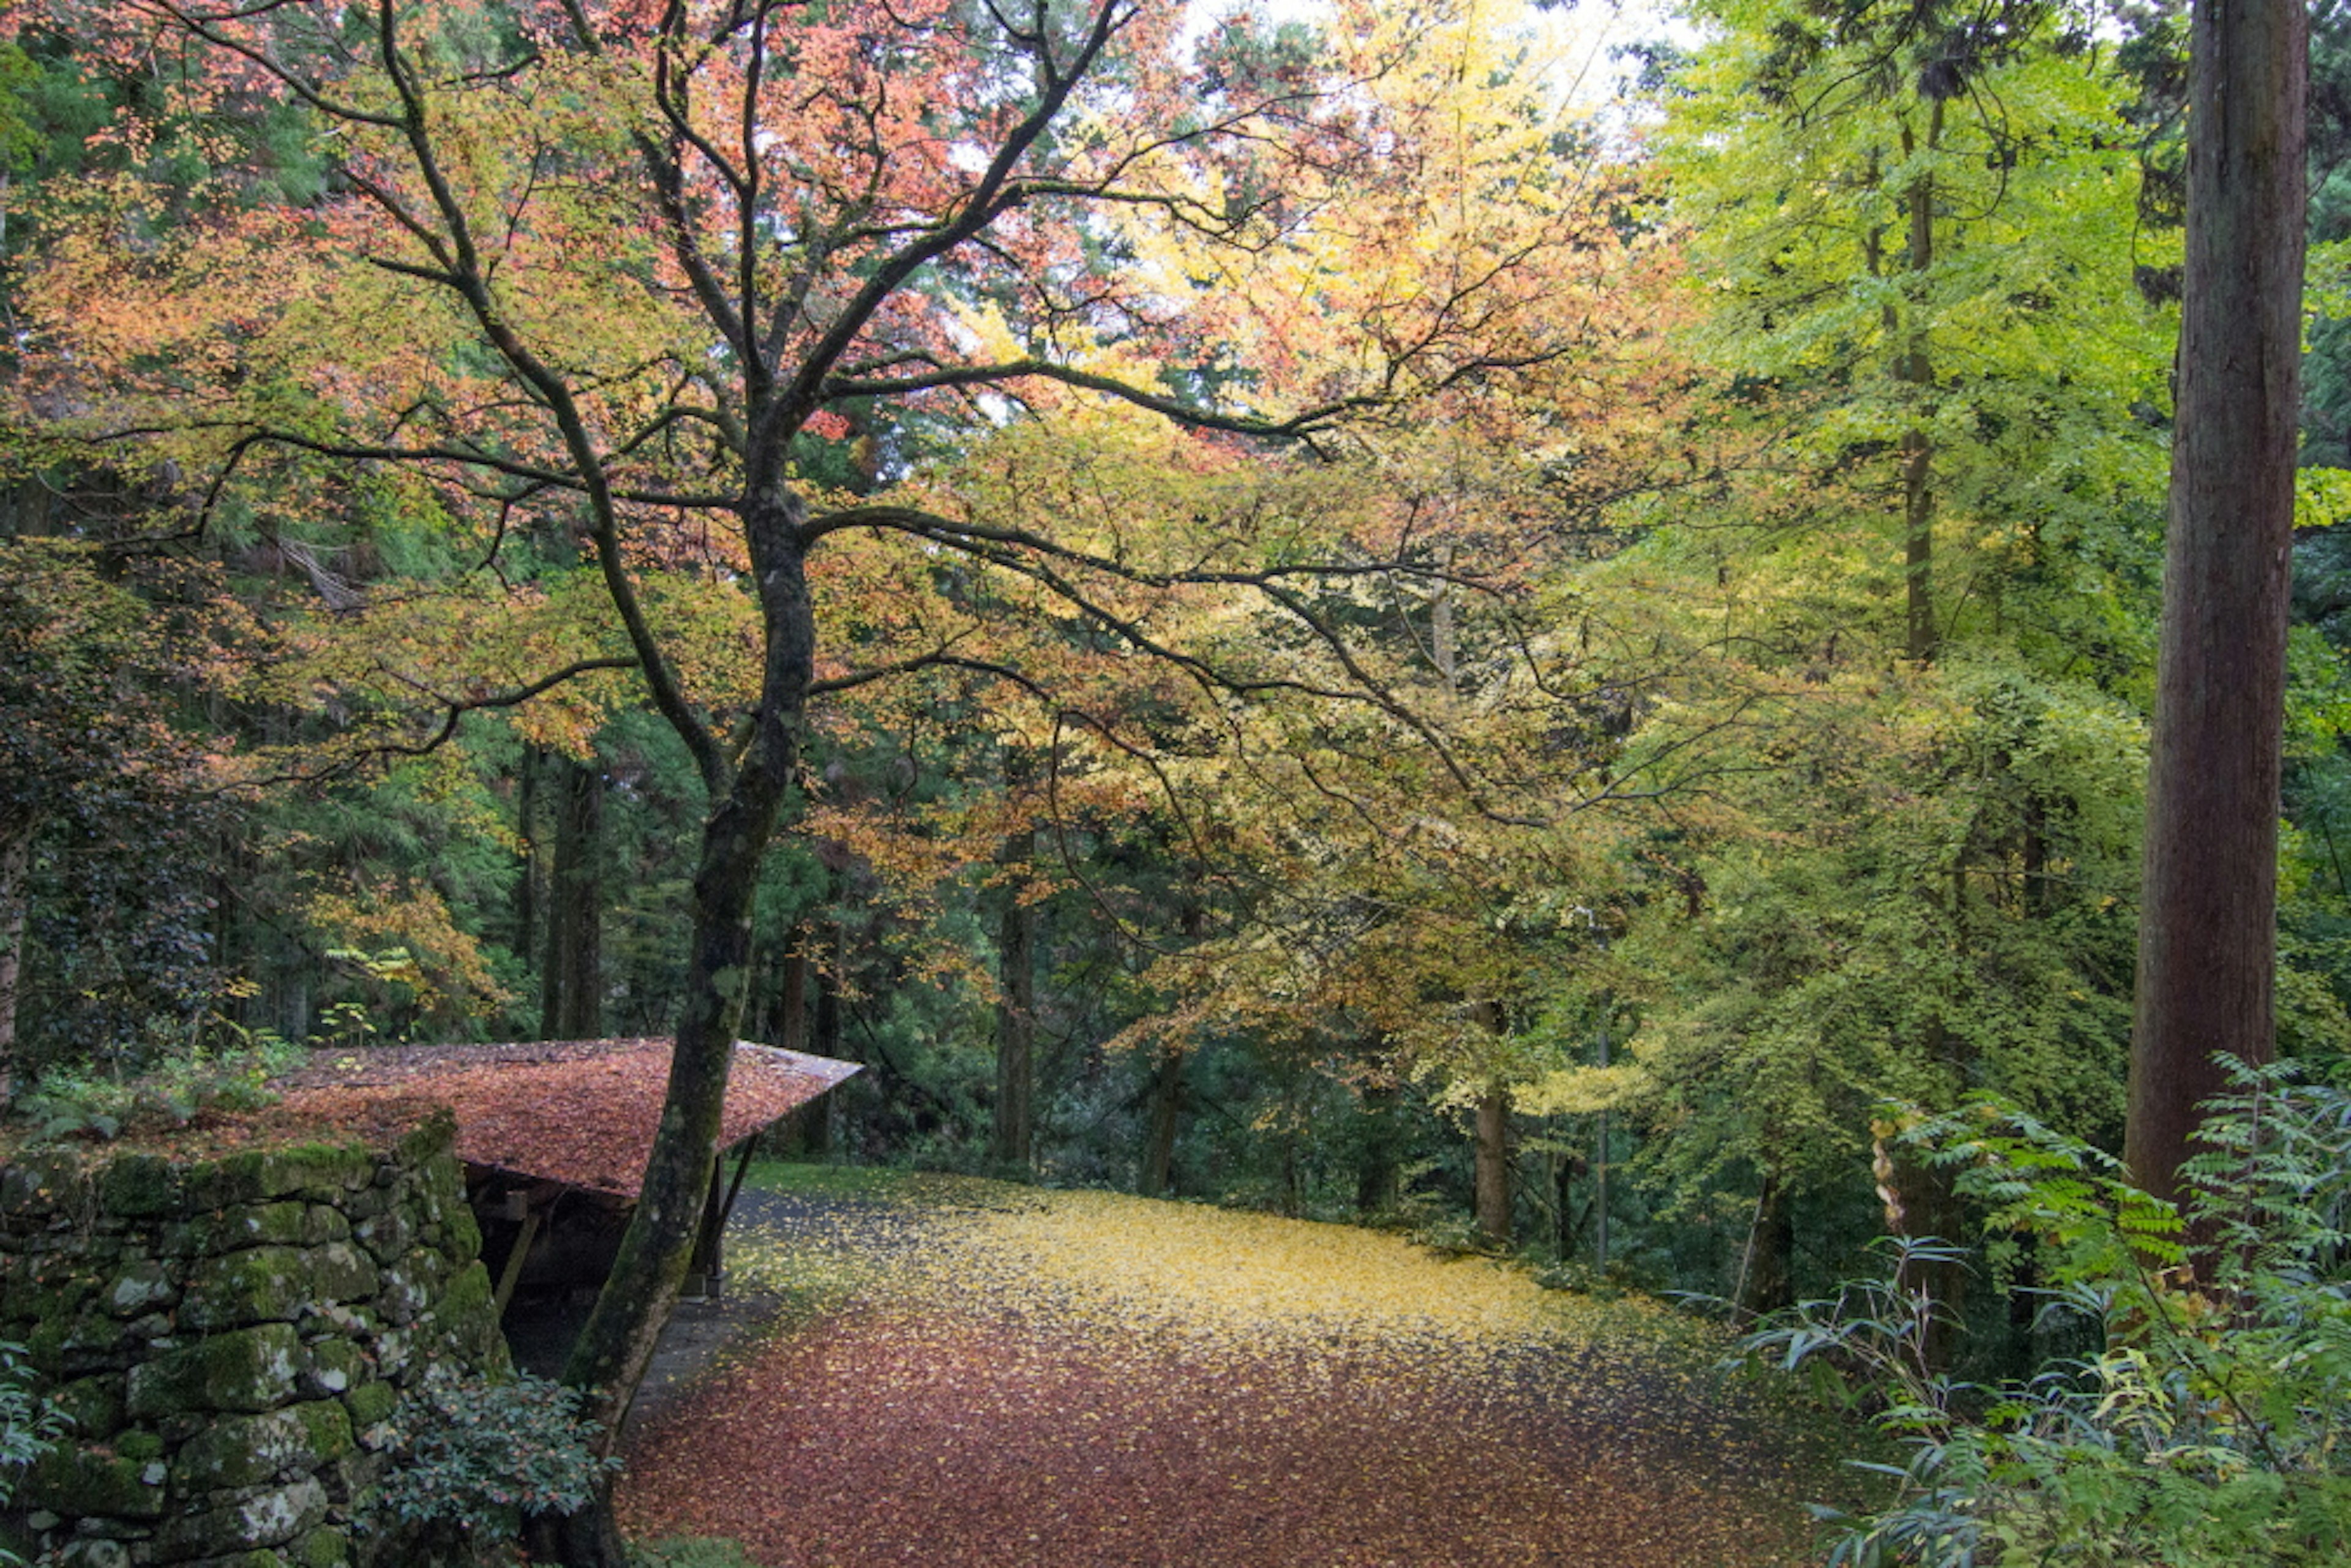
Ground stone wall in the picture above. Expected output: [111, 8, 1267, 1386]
[0, 1112, 509, 1568]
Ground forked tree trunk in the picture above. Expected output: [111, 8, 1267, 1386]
[552, 489, 816, 1568]
[2128, 0, 2306, 1217]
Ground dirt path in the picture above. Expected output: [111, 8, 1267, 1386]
[612, 1174, 1843, 1567]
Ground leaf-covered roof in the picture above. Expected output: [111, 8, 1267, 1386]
[279, 1038, 858, 1200]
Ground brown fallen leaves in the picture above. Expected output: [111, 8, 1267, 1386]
[617, 1177, 1836, 1567]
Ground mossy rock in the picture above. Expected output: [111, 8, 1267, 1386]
[97, 1153, 184, 1219]
[181, 1244, 380, 1332]
[126, 1322, 301, 1418]
[294, 1524, 354, 1567]
[104, 1258, 178, 1318]
[394, 1112, 457, 1169]
[441, 1201, 481, 1268]
[48, 1373, 126, 1441]
[18, 1442, 168, 1518]
[301, 1338, 367, 1400]
[174, 1400, 354, 1491]
[340, 1379, 397, 1432]
[6, 1264, 99, 1332]
[0, 1154, 92, 1216]
[153, 1474, 329, 1557]
[185, 1145, 373, 1212]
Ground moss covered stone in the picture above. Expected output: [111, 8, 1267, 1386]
[97, 1153, 184, 1219]
[50, 1540, 131, 1568]
[0, 1153, 90, 1215]
[126, 1322, 301, 1418]
[340, 1379, 396, 1431]
[180, 1243, 381, 1330]
[104, 1259, 176, 1318]
[295, 1524, 353, 1567]
[184, 1144, 373, 1212]
[155, 1474, 330, 1557]
[174, 1400, 354, 1490]
[48, 1375, 124, 1441]
[18, 1444, 168, 1518]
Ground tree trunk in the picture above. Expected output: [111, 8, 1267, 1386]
[992, 824, 1037, 1170]
[2128, 0, 2306, 1214]
[539, 754, 604, 1040]
[1474, 1081, 1512, 1245]
[776, 936, 808, 1052]
[515, 746, 542, 991]
[555, 488, 816, 1567]
[1737, 1168, 1796, 1319]
[0, 811, 31, 1108]
[1356, 1078, 1400, 1215]
[1899, 101, 1944, 664]
[1138, 1045, 1185, 1199]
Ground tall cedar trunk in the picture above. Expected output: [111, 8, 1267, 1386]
[992, 823, 1037, 1169]
[2128, 0, 2306, 1214]
[1138, 1045, 1185, 1199]
[1899, 100, 1943, 662]
[553, 489, 815, 1568]
[539, 754, 604, 1040]
[0, 812, 30, 1108]
[813, 920, 845, 1156]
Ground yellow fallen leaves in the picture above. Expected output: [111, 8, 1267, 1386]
[726, 1169, 1695, 1375]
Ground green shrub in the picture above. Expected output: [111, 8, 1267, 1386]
[15, 1027, 306, 1142]
[1745, 1060, 2351, 1566]
[0, 1341, 65, 1568]
[369, 1370, 618, 1560]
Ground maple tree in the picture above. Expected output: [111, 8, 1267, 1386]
[8, 0, 1649, 1537]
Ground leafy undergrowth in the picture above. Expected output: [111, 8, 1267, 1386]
[617, 1168, 1850, 1566]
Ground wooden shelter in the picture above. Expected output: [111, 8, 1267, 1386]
[280, 1037, 858, 1310]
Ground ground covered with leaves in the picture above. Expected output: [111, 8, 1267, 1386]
[617, 1169, 1848, 1566]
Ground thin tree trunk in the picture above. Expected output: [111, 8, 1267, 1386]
[540, 754, 604, 1040]
[0, 811, 31, 1108]
[775, 929, 808, 1051]
[1737, 1168, 1796, 1319]
[516, 745, 543, 996]
[992, 823, 1037, 1169]
[1139, 1045, 1185, 1199]
[1471, 1000, 1512, 1246]
[1356, 1078, 1400, 1215]
[1474, 1082, 1512, 1245]
[2128, 0, 2306, 1214]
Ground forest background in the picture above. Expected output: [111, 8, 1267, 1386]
[0, 0, 2343, 1407]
